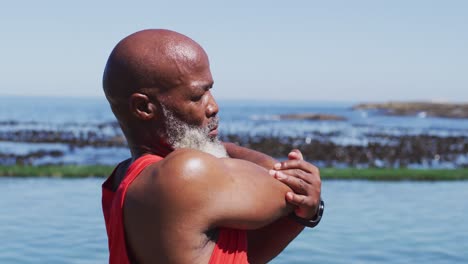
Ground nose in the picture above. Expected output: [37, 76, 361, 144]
[206, 91, 219, 117]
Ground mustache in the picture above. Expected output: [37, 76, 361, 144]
[207, 116, 219, 130]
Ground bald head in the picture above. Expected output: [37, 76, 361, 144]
[103, 29, 209, 106]
[102, 29, 220, 157]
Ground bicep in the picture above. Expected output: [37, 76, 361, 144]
[206, 158, 294, 230]
[160, 149, 294, 231]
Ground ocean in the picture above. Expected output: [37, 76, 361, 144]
[1, 96, 467, 263]
[0, 96, 467, 168]
[0, 178, 467, 264]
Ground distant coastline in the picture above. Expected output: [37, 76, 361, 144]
[353, 101, 468, 119]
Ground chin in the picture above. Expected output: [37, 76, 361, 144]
[208, 134, 218, 141]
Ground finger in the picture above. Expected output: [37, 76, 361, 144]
[288, 149, 304, 160]
[288, 149, 303, 160]
[274, 159, 318, 175]
[286, 192, 310, 207]
[272, 170, 310, 194]
[286, 192, 320, 219]
[273, 169, 314, 184]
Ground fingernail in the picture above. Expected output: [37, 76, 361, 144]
[274, 163, 281, 170]
[269, 170, 275, 176]
[275, 172, 286, 180]
[286, 192, 294, 199]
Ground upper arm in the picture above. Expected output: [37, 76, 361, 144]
[159, 149, 294, 230]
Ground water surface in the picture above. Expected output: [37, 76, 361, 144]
[1, 178, 467, 263]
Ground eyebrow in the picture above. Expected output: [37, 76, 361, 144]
[193, 82, 213, 91]
[187, 80, 214, 94]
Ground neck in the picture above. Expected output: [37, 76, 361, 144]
[128, 142, 173, 161]
[123, 123, 173, 160]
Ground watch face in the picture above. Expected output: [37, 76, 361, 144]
[319, 200, 325, 216]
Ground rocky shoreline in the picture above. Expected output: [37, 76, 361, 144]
[1, 126, 466, 168]
[353, 102, 468, 119]
[222, 134, 467, 168]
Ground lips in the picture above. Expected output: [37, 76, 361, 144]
[207, 117, 219, 137]
[208, 126, 218, 137]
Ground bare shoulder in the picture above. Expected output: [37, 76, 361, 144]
[156, 148, 229, 189]
[124, 149, 225, 232]
[126, 148, 228, 215]
[158, 148, 269, 188]
[161, 148, 224, 177]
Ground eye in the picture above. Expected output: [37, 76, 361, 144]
[191, 93, 204, 102]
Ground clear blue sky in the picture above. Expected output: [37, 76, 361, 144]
[1, 0, 467, 102]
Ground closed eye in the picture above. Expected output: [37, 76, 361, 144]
[191, 93, 204, 102]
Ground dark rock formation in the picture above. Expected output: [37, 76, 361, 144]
[220, 134, 468, 168]
[278, 113, 346, 121]
[1, 120, 466, 168]
[0, 150, 64, 165]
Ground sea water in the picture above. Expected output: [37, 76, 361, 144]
[1, 96, 467, 167]
[1, 178, 467, 264]
[1, 96, 468, 135]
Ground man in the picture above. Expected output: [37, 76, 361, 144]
[102, 29, 323, 264]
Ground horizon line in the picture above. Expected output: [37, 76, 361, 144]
[1, 93, 467, 104]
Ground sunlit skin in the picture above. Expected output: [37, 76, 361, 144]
[103, 29, 321, 264]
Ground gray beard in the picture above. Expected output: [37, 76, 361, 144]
[160, 105, 228, 158]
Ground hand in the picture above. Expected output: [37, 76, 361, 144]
[269, 149, 322, 219]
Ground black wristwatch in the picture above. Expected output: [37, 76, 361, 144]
[290, 199, 324, 228]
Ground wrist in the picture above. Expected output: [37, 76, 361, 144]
[289, 199, 324, 228]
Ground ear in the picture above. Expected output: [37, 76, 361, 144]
[129, 93, 157, 120]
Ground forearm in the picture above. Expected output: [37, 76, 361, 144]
[223, 142, 306, 262]
[223, 142, 277, 169]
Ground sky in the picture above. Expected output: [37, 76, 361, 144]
[0, 0, 467, 102]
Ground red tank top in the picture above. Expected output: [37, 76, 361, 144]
[102, 154, 249, 264]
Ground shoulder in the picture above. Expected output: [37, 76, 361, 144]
[123, 150, 226, 261]
[159, 148, 226, 182]
[162, 148, 220, 168]
[159, 149, 261, 188]
[128, 149, 228, 210]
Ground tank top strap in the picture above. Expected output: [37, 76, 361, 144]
[117, 154, 164, 207]
[105, 154, 164, 264]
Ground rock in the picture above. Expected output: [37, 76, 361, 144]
[278, 113, 347, 121]
[353, 101, 468, 119]
[219, 133, 468, 168]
